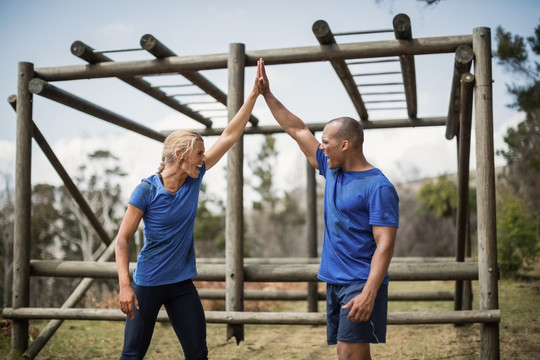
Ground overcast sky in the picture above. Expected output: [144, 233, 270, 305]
[1, 0, 538, 203]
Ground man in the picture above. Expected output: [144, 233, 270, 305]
[257, 59, 399, 360]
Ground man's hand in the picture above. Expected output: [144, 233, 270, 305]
[342, 290, 376, 322]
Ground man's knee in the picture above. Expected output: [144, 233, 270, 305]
[337, 341, 371, 360]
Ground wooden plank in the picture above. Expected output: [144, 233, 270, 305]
[473, 26, 500, 360]
[29, 261, 480, 281]
[2, 308, 500, 325]
[12, 61, 34, 355]
[35, 35, 473, 81]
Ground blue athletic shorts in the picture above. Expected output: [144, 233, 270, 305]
[326, 282, 388, 345]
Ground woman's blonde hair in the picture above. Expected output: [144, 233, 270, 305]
[157, 130, 203, 173]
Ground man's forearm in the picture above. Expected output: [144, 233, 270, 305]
[263, 92, 308, 138]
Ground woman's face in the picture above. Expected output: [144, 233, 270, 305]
[181, 140, 206, 178]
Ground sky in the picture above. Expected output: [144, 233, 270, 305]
[1, 0, 539, 204]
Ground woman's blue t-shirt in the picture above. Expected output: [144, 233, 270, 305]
[128, 165, 206, 286]
[316, 148, 399, 285]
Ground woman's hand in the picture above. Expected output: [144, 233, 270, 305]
[119, 285, 139, 319]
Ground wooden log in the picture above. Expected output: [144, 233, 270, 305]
[23, 241, 117, 360]
[9, 98, 113, 248]
[312, 20, 369, 121]
[28, 78, 166, 142]
[455, 72, 475, 312]
[12, 61, 34, 355]
[306, 160, 319, 312]
[2, 308, 501, 325]
[197, 289, 454, 302]
[393, 13, 417, 119]
[183, 116, 447, 136]
[34, 35, 473, 81]
[139, 34, 258, 126]
[446, 45, 475, 139]
[29, 261, 479, 281]
[196, 256, 472, 264]
[225, 43, 245, 344]
[473, 26, 500, 360]
[71, 40, 214, 128]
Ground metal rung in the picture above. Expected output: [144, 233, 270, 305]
[334, 29, 394, 36]
[363, 91, 405, 96]
[353, 71, 401, 77]
[364, 100, 405, 104]
[358, 82, 403, 87]
[347, 59, 399, 65]
[151, 84, 194, 88]
[368, 107, 407, 111]
[92, 47, 143, 54]
[170, 93, 207, 97]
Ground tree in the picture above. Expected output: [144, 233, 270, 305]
[496, 185, 540, 277]
[0, 174, 14, 307]
[246, 135, 306, 257]
[495, 21, 540, 218]
[59, 150, 126, 262]
[494, 21, 540, 275]
[417, 175, 458, 218]
[193, 183, 226, 257]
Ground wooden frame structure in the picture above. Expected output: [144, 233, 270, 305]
[4, 14, 500, 359]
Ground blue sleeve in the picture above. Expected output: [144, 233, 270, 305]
[316, 147, 327, 177]
[369, 185, 399, 228]
[128, 180, 153, 212]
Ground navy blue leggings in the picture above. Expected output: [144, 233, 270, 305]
[120, 279, 208, 360]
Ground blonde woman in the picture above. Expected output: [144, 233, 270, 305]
[115, 59, 263, 360]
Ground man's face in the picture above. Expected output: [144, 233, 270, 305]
[319, 122, 345, 169]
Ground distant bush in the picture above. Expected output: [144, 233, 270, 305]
[496, 186, 540, 277]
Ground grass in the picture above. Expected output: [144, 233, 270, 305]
[1, 272, 539, 359]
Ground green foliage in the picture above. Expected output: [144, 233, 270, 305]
[247, 134, 306, 257]
[250, 134, 278, 212]
[416, 175, 458, 218]
[496, 187, 540, 277]
[31, 183, 62, 258]
[194, 183, 226, 255]
[495, 21, 540, 222]
[494, 23, 539, 86]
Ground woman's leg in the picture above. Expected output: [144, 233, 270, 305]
[120, 284, 163, 360]
[164, 280, 208, 360]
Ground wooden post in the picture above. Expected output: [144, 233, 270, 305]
[306, 159, 318, 312]
[455, 73, 475, 313]
[12, 62, 34, 357]
[473, 27, 500, 360]
[225, 43, 245, 344]
[392, 13, 417, 119]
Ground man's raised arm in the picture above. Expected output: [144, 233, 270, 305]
[258, 59, 320, 169]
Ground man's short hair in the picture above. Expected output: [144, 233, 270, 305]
[328, 117, 364, 149]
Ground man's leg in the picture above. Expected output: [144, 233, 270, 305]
[337, 341, 371, 360]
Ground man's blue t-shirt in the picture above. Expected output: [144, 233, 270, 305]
[316, 148, 399, 285]
[128, 164, 206, 286]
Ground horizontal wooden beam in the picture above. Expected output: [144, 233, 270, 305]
[28, 78, 166, 142]
[29, 261, 480, 281]
[198, 289, 454, 302]
[2, 308, 500, 325]
[178, 116, 447, 137]
[35, 35, 472, 81]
